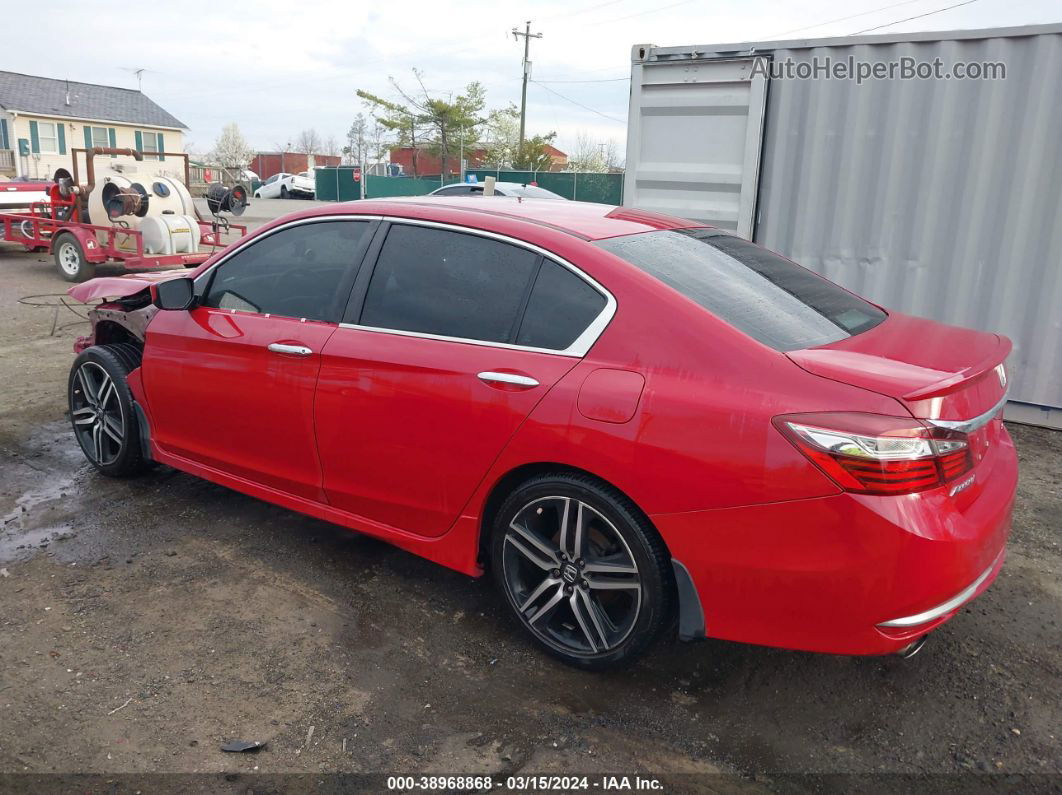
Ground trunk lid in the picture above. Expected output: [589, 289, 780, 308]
[786, 311, 1010, 421]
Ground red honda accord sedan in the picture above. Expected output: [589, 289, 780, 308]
[66, 198, 1016, 669]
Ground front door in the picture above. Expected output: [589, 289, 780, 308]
[142, 218, 375, 500]
[315, 221, 612, 537]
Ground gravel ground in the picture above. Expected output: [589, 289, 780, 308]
[0, 204, 1058, 793]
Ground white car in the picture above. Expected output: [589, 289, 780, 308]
[254, 171, 315, 199]
[428, 181, 566, 199]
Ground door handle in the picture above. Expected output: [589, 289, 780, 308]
[268, 343, 313, 356]
[477, 371, 539, 388]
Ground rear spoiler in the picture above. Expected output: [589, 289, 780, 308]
[902, 335, 1012, 401]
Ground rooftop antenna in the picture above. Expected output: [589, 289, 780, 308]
[118, 67, 148, 91]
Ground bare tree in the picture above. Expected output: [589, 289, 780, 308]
[323, 135, 341, 158]
[345, 114, 368, 165]
[211, 123, 254, 182]
[567, 132, 606, 172]
[295, 128, 322, 155]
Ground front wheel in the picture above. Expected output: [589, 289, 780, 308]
[69, 344, 151, 477]
[54, 234, 96, 283]
[491, 473, 674, 670]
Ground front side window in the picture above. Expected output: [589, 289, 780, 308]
[435, 185, 474, 196]
[37, 121, 58, 153]
[203, 220, 370, 321]
[596, 228, 886, 351]
[360, 224, 538, 343]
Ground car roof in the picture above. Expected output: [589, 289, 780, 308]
[323, 196, 698, 241]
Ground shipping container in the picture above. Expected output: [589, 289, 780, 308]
[624, 23, 1062, 427]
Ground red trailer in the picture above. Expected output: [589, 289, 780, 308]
[0, 147, 248, 282]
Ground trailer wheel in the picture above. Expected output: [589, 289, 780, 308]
[54, 234, 96, 283]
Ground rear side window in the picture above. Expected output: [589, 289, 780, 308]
[360, 224, 539, 343]
[596, 229, 885, 351]
[516, 260, 606, 350]
[203, 220, 368, 322]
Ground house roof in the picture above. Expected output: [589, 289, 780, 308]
[0, 71, 186, 129]
[543, 144, 567, 158]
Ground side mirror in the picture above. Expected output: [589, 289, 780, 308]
[153, 277, 196, 310]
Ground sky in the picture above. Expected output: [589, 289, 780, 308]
[5, 0, 1059, 160]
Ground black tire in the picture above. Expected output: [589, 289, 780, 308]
[53, 234, 96, 283]
[490, 473, 674, 670]
[280, 185, 290, 199]
[68, 344, 151, 478]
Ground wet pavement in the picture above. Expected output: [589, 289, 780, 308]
[0, 226, 1060, 792]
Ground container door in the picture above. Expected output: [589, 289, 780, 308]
[624, 55, 768, 239]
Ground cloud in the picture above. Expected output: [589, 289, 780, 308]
[3, 0, 1055, 156]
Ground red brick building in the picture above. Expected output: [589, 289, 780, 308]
[389, 143, 570, 175]
[388, 146, 487, 177]
[249, 152, 341, 180]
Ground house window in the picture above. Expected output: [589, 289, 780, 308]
[140, 131, 159, 159]
[89, 127, 109, 148]
[37, 121, 58, 153]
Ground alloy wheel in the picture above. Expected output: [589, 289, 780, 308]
[501, 496, 642, 656]
[70, 362, 125, 466]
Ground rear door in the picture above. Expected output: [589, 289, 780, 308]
[315, 221, 613, 537]
[624, 53, 768, 238]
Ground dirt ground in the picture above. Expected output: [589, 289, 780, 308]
[0, 200, 1059, 794]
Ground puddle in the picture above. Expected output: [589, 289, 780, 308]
[0, 523, 76, 563]
[1, 421, 85, 563]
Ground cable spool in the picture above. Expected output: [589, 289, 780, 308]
[206, 183, 248, 216]
[102, 182, 146, 219]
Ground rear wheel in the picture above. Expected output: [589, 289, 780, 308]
[280, 185, 290, 199]
[69, 344, 151, 477]
[491, 473, 673, 670]
[54, 234, 96, 283]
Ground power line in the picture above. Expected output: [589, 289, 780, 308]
[534, 77, 630, 83]
[530, 80, 626, 124]
[600, 0, 695, 24]
[851, 0, 980, 34]
[541, 0, 627, 21]
[764, 0, 928, 40]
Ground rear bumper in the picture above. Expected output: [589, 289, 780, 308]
[655, 425, 1017, 655]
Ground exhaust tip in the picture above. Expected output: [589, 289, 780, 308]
[897, 635, 928, 659]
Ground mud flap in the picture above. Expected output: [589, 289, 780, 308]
[672, 559, 706, 641]
[132, 401, 152, 461]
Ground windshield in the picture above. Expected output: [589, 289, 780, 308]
[596, 228, 886, 351]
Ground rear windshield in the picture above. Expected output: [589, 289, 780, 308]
[595, 228, 885, 351]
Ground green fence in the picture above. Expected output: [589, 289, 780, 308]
[315, 168, 623, 204]
[465, 169, 623, 205]
[315, 169, 445, 201]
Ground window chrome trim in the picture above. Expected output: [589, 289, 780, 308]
[877, 548, 1005, 628]
[338, 216, 617, 358]
[924, 389, 1009, 434]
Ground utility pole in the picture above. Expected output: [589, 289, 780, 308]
[512, 21, 543, 152]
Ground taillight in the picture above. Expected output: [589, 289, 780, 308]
[773, 412, 973, 496]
